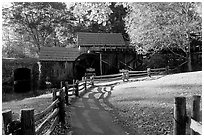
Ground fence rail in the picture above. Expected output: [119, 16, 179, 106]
[129, 70, 147, 74]
[34, 99, 59, 122]
[190, 118, 202, 134]
[44, 116, 59, 135]
[93, 67, 169, 82]
[94, 73, 122, 79]
[35, 107, 59, 135]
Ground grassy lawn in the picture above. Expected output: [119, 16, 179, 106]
[109, 71, 202, 135]
[2, 92, 53, 120]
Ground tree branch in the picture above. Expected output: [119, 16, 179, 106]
[166, 45, 186, 59]
[25, 15, 40, 53]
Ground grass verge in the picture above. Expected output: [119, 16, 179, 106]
[109, 71, 202, 135]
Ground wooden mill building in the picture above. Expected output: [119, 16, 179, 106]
[39, 47, 80, 87]
[39, 32, 140, 85]
[3, 32, 201, 93]
[76, 32, 138, 77]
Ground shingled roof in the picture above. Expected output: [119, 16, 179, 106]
[39, 47, 80, 61]
[77, 32, 125, 47]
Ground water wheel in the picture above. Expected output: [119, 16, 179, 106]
[74, 53, 100, 80]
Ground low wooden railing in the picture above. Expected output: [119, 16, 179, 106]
[94, 73, 122, 81]
[93, 67, 169, 82]
[35, 98, 60, 135]
[2, 89, 65, 135]
[35, 88, 65, 135]
[66, 79, 93, 95]
[2, 78, 94, 135]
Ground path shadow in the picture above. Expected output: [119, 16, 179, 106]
[70, 84, 126, 135]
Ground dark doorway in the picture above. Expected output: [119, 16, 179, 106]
[74, 53, 100, 80]
[14, 68, 31, 93]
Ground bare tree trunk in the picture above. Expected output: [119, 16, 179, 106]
[186, 32, 192, 72]
[187, 52, 192, 72]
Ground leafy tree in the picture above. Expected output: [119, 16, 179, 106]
[2, 2, 71, 55]
[2, 24, 38, 58]
[71, 3, 112, 26]
[66, 2, 129, 39]
[68, 2, 112, 33]
[109, 2, 129, 40]
[124, 2, 202, 71]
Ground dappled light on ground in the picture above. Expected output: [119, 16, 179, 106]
[109, 71, 202, 135]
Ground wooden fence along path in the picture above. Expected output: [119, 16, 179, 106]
[174, 95, 202, 135]
[2, 79, 92, 135]
[2, 67, 169, 135]
[94, 66, 169, 82]
[3, 66, 191, 135]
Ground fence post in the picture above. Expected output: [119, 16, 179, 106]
[2, 110, 13, 135]
[191, 95, 201, 135]
[21, 108, 35, 135]
[147, 68, 151, 77]
[173, 97, 186, 135]
[121, 72, 124, 81]
[75, 80, 79, 97]
[166, 66, 169, 75]
[126, 71, 129, 81]
[60, 81, 63, 88]
[65, 81, 69, 105]
[122, 70, 129, 82]
[52, 89, 57, 101]
[84, 77, 87, 90]
[91, 75, 94, 86]
[58, 89, 65, 128]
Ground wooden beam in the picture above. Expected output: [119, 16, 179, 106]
[101, 60, 118, 69]
[117, 52, 120, 69]
[100, 53, 102, 75]
[120, 61, 134, 70]
[30, 68, 33, 93]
